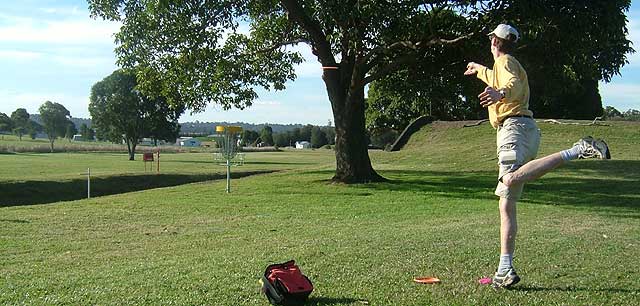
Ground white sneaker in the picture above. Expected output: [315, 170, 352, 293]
[574, 136, 611, 159]
[492, 268, 521, 289]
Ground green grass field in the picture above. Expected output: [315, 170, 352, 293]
[1, 121, 639, 305]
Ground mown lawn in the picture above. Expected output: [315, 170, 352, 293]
[1, 121, 639, 305]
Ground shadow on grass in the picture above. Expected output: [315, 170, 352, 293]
[0, 170, 275, 207]
[169, 160, 315, 166]
[245, 161, 316, 165]
[514, 285, 639, 294]
[306, 296, 365, 305]
[308, 160, 640, 213]
[0, 219, 30, 223]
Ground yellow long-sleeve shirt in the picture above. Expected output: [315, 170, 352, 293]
[476, 54, 533, 128]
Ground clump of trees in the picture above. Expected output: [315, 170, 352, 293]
[39, 101, 74, 152]
[79, 123, 96, 141]
[89, 69, 184, 160]
[241, 124, 335, 149]
[603, 106, 640, 121]
[0, 108, 44, 141]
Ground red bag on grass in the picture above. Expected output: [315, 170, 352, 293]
[261, 260, 313, 306]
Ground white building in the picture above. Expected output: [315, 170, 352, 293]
[179, 137, 201, 147]
[295, 141, 311, 149]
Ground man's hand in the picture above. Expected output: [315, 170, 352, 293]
[478, 86, 502, 107]
[464, 62, 482, 75]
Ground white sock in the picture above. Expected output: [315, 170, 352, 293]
[497, 253, 513, 274]
[560, 145, 581, 161]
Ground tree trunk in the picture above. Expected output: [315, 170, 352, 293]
[49, 137, 54, 153]
[130, 143, 137, 160]
[324, 69, 385, 183]
[126, 139, 136, 160]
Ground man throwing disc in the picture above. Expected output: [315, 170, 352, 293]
[464, 24, 611, 289]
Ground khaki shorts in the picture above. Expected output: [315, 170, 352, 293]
[495, 117, 540, 199]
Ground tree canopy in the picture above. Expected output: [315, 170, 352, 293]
[39, 101, 72, 152]
[11, 108, 30, 141]
[80, 123, 95, 141]
[89, 69, 184, 160]
[366, 0, 634, 132]
[65, 122, 78, 141]
[260, 125, 274, 146]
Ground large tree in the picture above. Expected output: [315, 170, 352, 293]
[93, 0, 627, 182]
[143, 99, 182, 145]
[80, 123, 93, 141]
[11, 108, 30, 141]
[367, 0, 633, 130]
[260, 125, 274, 146]
[65, 122, 78, 141]
[27, 120, 43, 140]
[504, 0, 632, 119]
[39, 101, 72, 152]
[89, 69, 184, 160]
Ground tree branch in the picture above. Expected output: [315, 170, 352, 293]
[254, 38, 310, 54]
[362, 33, 475, 85]
[280, 0, 336, 66]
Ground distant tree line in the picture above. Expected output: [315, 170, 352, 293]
[0, 108, 43, 141]
[179, 121, 306, 136]
[0, 103, 94, 152]
[602, 106, 640, 121]
[241, 124, 335, 149]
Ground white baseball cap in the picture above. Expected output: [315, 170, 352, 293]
[488, 24, 519, 42]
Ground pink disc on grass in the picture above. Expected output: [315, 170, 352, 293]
[478, 277, 492, 285]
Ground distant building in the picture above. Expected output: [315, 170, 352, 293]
[139, 138, 154, 146]
[295, 141, 311, 149]
[179, 137, 201, 147]
[72, 134, 83, 141]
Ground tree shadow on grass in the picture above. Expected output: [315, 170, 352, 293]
[351, 160, 640, 213]
[514, 285, 639, 294]
[306, 296, 365, 305]
[0, 170, 275, 207]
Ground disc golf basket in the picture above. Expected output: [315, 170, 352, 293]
[213, 125, 245, 193]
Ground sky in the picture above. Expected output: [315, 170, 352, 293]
[1, 1, 639, 126]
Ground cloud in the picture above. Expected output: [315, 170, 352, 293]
[0, 49, 42, 60]
[599, 83, 640, 111]
[38, 6, 82, 16]
[254, 100, 282, 106]
[51, 54, 116, 69]
[0, 15, 120, 45]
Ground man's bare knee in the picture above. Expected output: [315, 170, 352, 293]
[502, 172, 516, 186]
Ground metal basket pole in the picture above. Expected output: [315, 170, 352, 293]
[215, 125, 243, 193]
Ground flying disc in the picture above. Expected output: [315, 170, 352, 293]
[478, 277, 492, 285]
[413, 277, 441, 284]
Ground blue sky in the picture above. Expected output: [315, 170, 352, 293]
[1, 1, 639, 125]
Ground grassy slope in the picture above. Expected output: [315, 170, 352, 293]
[1, 121, 638, 305]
